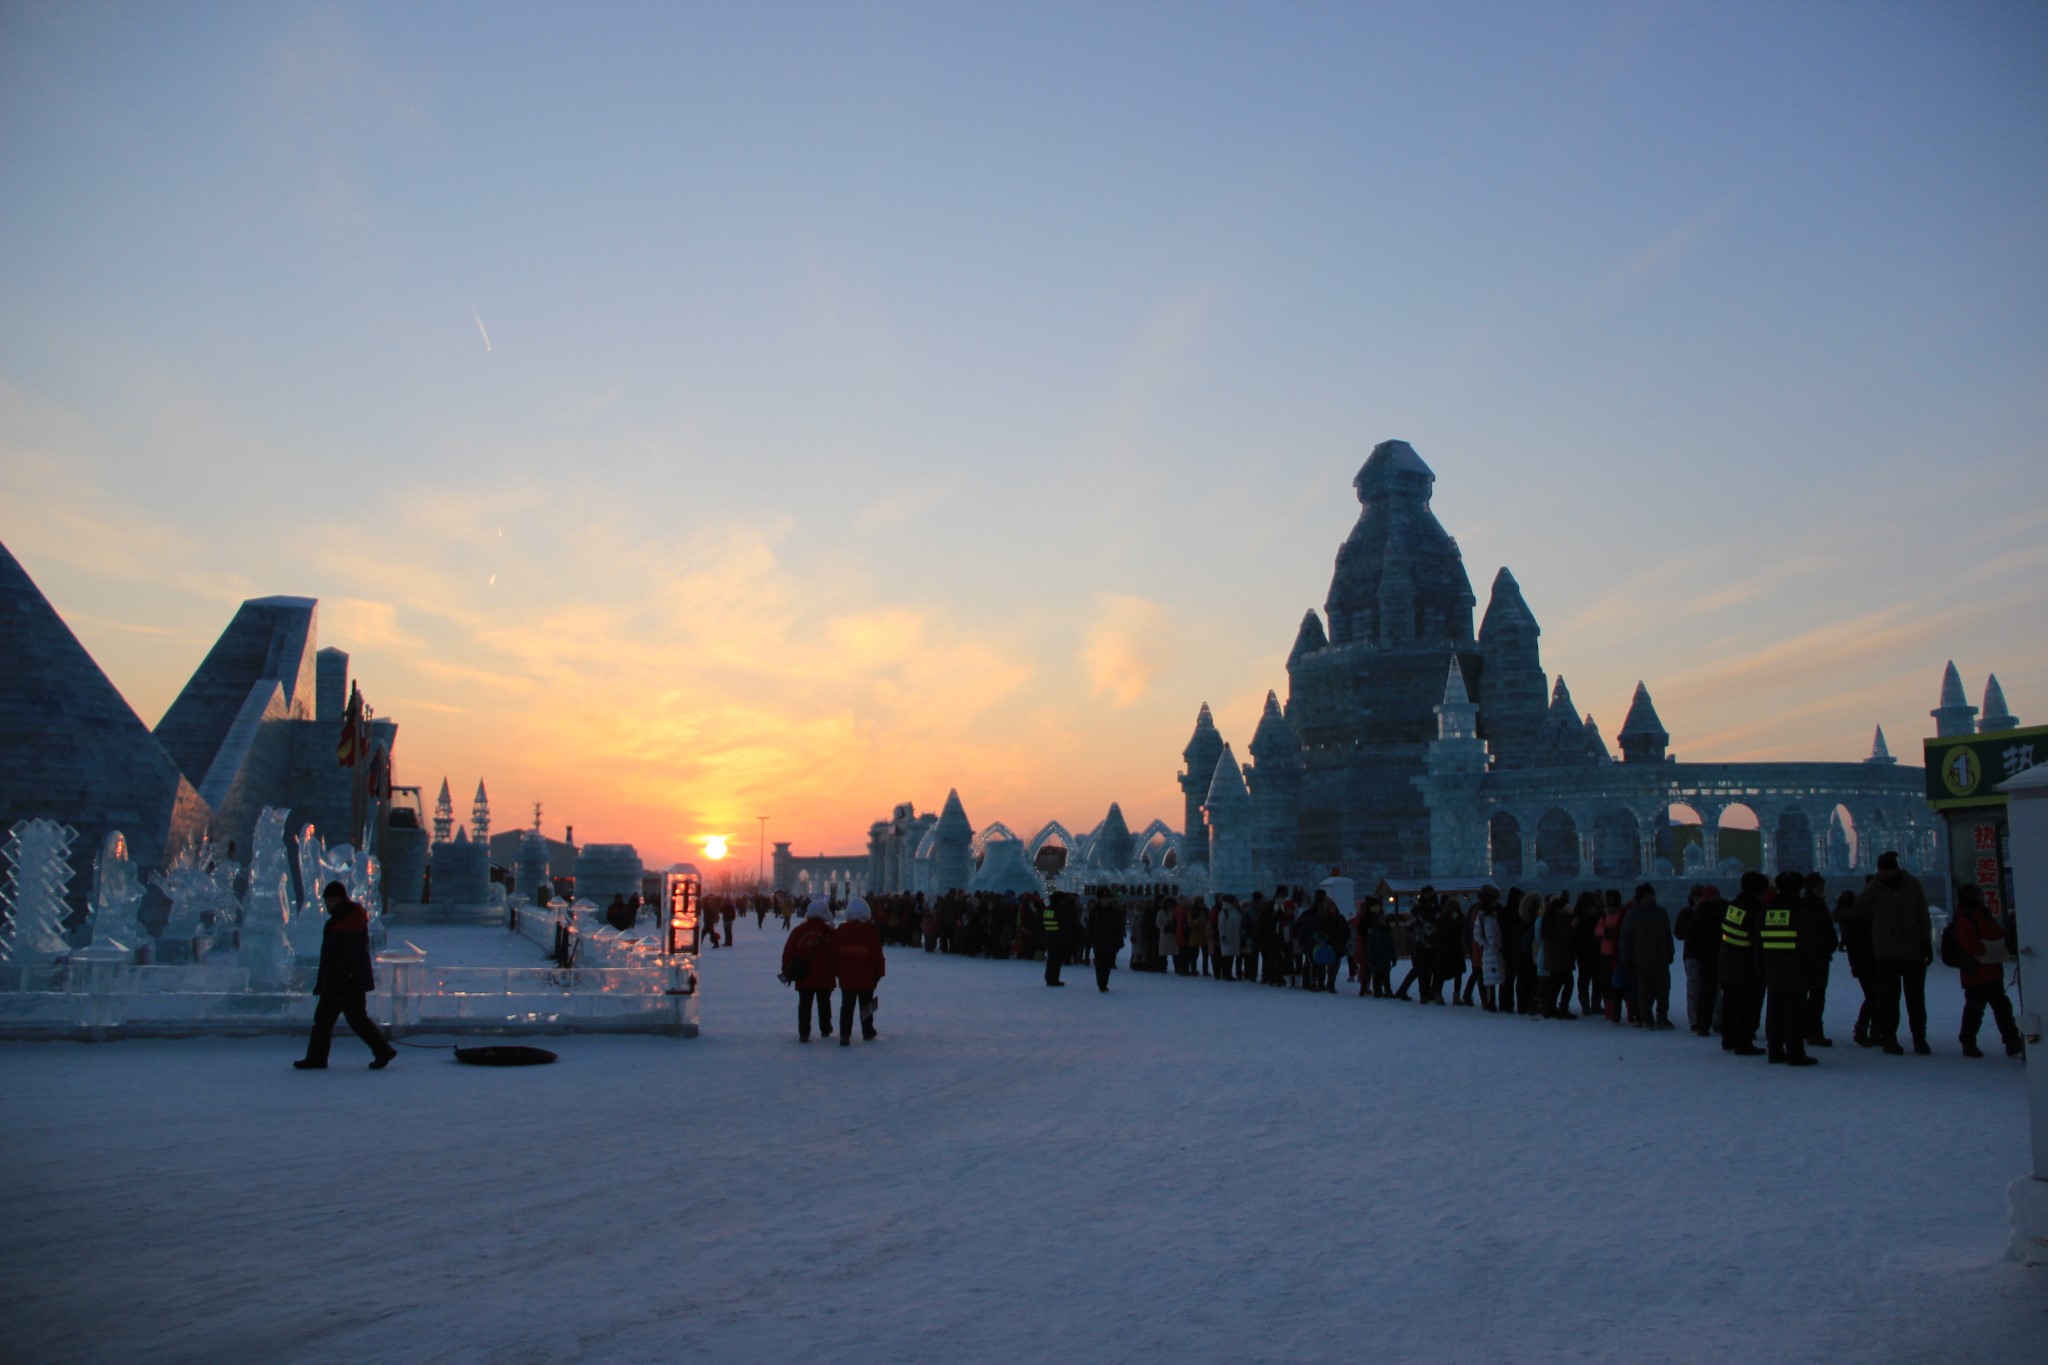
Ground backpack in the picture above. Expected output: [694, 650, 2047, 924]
[1938, 919, 1966, 969]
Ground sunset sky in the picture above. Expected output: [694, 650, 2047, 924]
[3, 3, 2043, 870]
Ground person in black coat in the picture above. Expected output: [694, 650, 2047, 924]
[1718, 872, 1769, 1057]
[1795, 872, 1840, 1047]
[1085, 896, 1125, 992]
[1685, 886, 1727, 1036]
[296, 881, 397, 1070]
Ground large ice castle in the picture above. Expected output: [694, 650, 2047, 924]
[1180, 440, 1955, 893]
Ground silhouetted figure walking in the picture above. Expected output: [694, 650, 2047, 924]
[296, 881, 396, 1070]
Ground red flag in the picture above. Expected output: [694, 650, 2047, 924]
[337, 685, 363, 768]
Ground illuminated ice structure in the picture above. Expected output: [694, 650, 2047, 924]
[88, 832, 145, 952]
[970, 836, 1043, 896]
[239, 806, 296, 989]
[151, 842, 225, 959]
[286, 823, 386, 960]
[0, 818, 78, 967]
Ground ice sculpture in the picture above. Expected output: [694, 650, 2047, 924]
[296, 824, 326, 919]
[240, 807, 296, 988]
[290, 824, 330, 962]
[0, 818, 79, 965]
[152, 844, 219, 943]
[320, 843, 357, 903]
[349, 850, 383, 935]
[88, 831, 145, 951]
[206, 847, 244, 951]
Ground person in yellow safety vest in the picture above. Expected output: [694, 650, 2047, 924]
[1717, 871, 1769, 1056]
[1763, 871, 1818, 1066]
[1043, 894, 1067, 987]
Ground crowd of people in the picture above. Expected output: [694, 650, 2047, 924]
[714, 849, 2026, 1062]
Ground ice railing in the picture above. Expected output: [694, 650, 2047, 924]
[511, 899, 676, 969]
[0, 943, 698, 1040]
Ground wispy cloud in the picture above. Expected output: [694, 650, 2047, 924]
[1082, 594, 1177, 708]
[1579, 189, 1745, 312]
[853, 476, 963, 534]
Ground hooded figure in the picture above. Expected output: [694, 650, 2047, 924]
[833, 897, 885, 1045]
[782, 895, 840, 1041]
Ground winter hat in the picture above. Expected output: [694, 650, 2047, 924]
[1634, 883, 1656, 902]
[1876, 850, 1900, 871]
[1740, 870, 1770, 897]
[1774, 870, 1805, 899]
[805, 895, 832, 921]
[844, 897, 871, 921]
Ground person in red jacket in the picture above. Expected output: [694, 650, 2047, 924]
[1950, 883, 2022, 1058]
[834, 896, 887, 1046]
[781, 896, 839, 1043]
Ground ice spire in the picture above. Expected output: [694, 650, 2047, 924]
[1183, 703, 1222, 763]
[1204, 743, 1251, 808]
[1617, 681, 1669, 764]
[1288, 609, 1328, 666]
[433, 779, 454, 844]
[932, 789, 974, 893]
[1249, 691, 1302, 767]
[1442, 656, 1471, 707]
[1865, 725, 1897, 765]
[1092, 802, 1134, 871]
[471, 780, 491, 848]
[1979, 674, 2018, 733]
[1202, 743, 1254, 899]
[1583, 714, 1612, 761]
[1548, 676, 1578, 723]
[1433, 658, 1480, 744]
[1931, 661, 1978, 737]
[1179, 704, 1227, 859]
[1478, 567, 1538, 641]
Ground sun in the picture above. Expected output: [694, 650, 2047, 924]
[703, 836, 728, 861]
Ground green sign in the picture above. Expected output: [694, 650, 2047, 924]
[1923, 722, 2048, 809]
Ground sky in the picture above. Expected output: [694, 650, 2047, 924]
[2, 1, 2044, 871]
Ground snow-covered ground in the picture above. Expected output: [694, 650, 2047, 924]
[2, 920, 2040, 1363]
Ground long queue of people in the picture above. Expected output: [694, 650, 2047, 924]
[741, 848, 2026, 1064]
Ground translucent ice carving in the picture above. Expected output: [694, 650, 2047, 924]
[0, 818, 78, 964]
[152, 844, 217, 942]
[89, 831, 145, 951]
[296, 824, 326, 919]
[241, 807, 296, 988]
